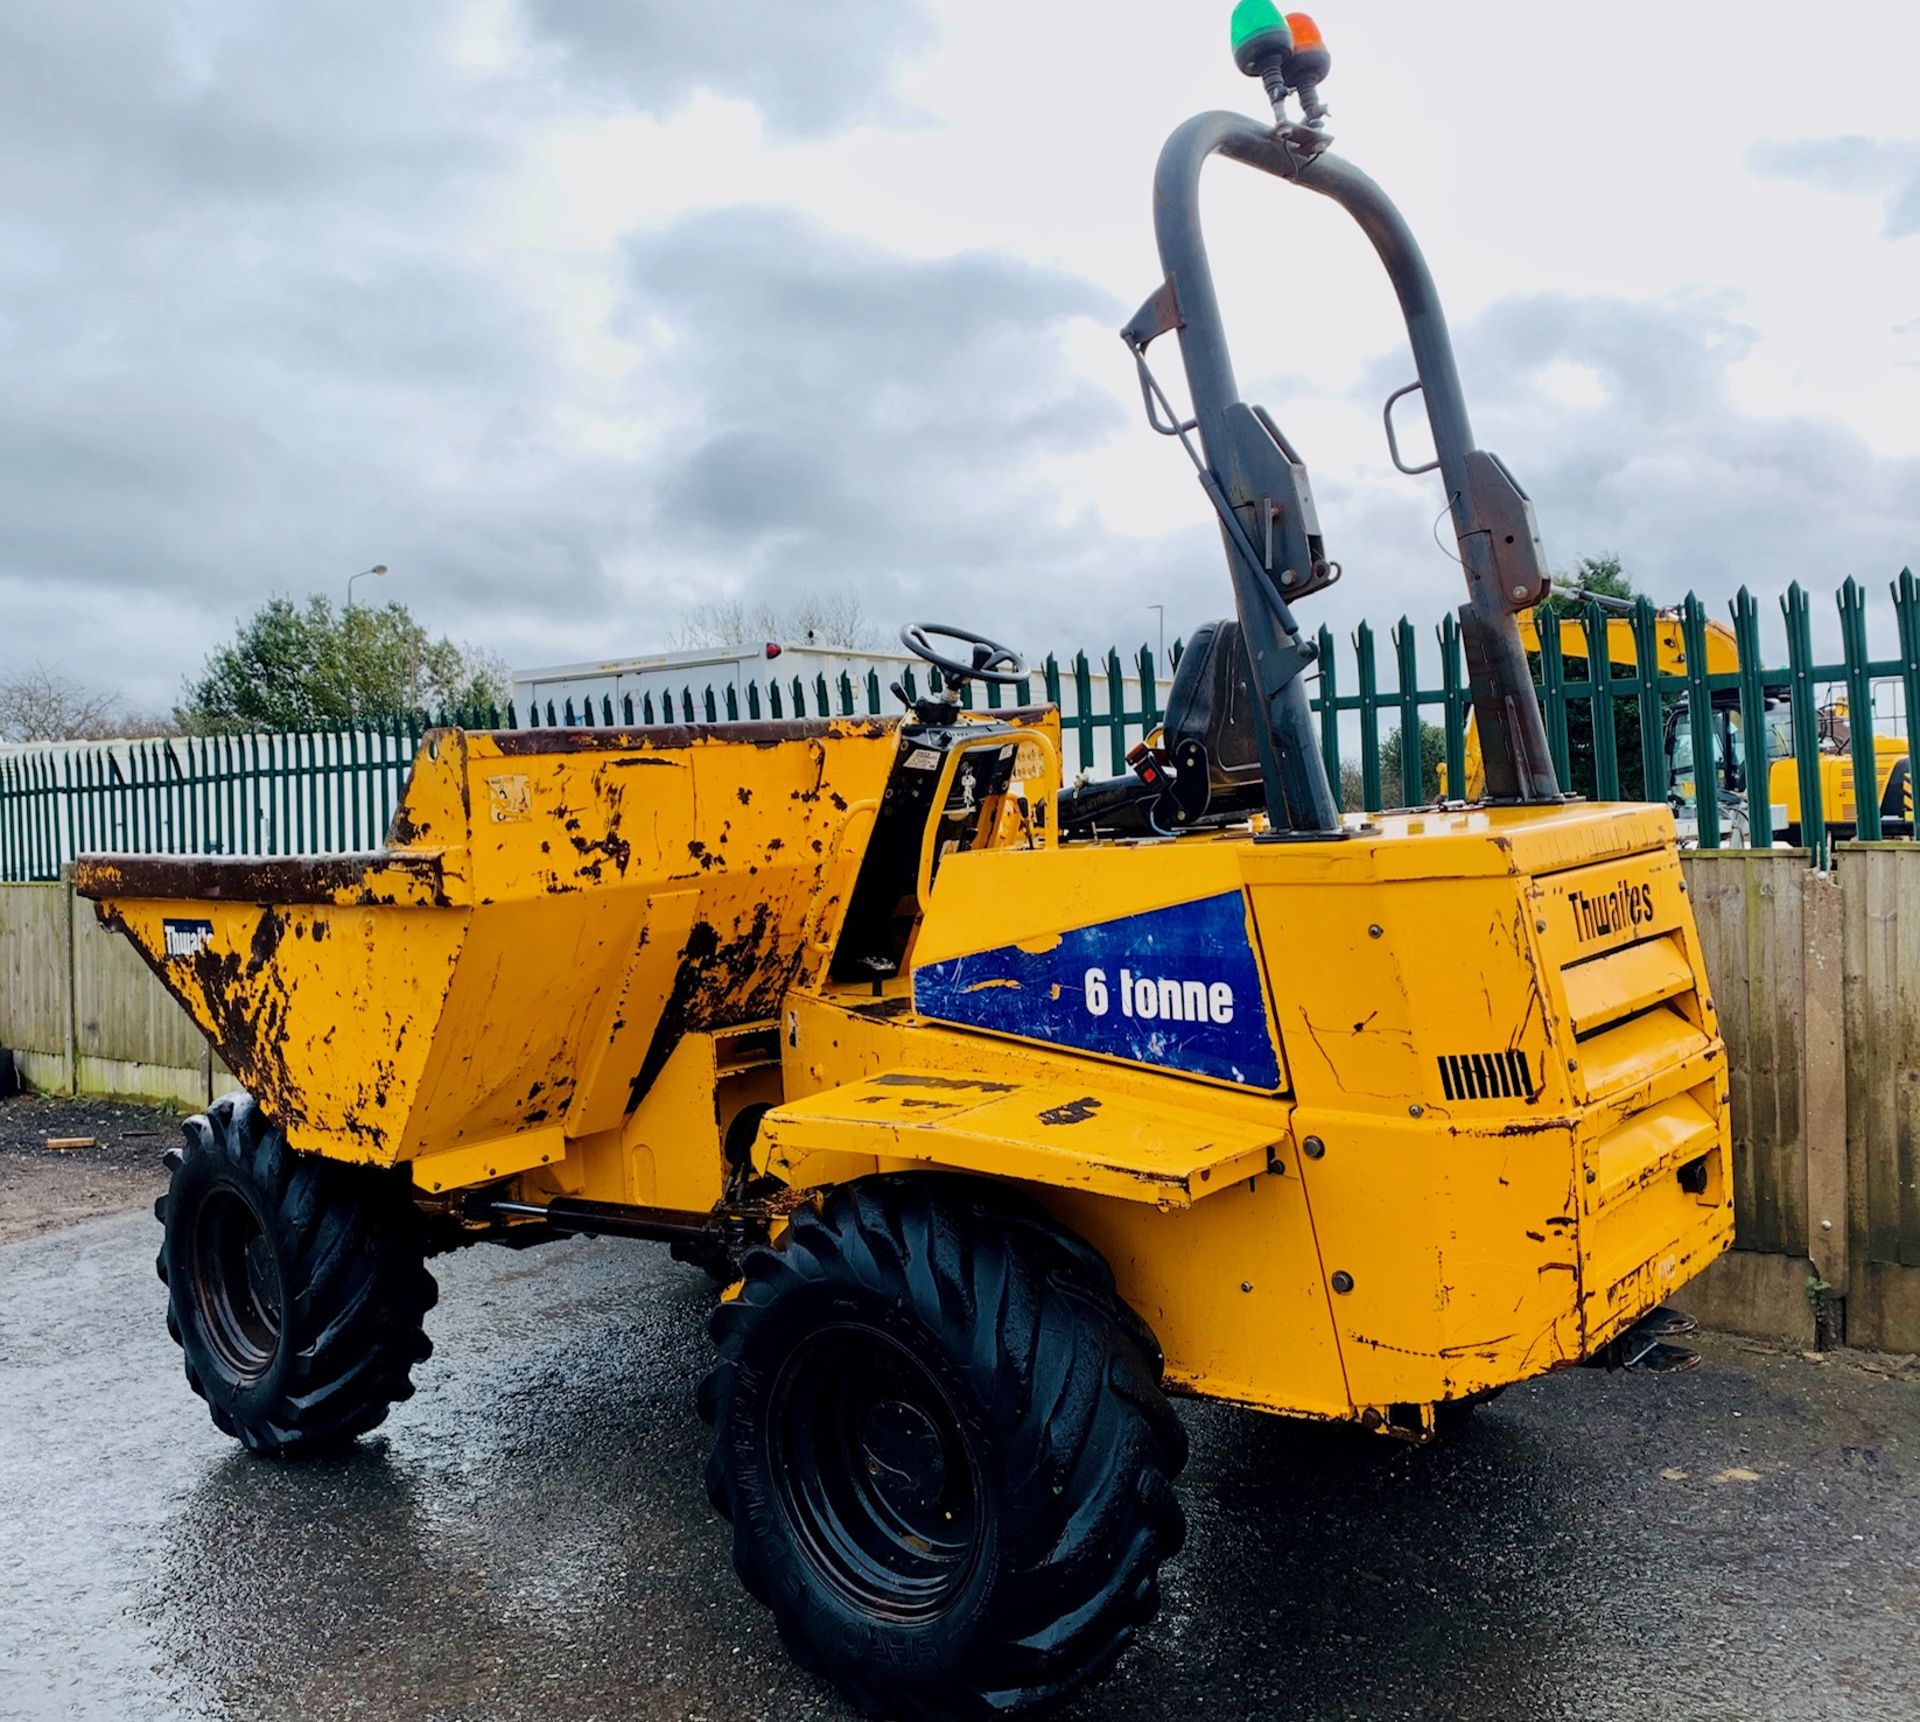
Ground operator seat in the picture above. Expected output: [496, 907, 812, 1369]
[1057, 619, 1263, 836]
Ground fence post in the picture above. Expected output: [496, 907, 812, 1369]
[1072, 652, 1094, 775]
[1731, 587, 1770, 842]
[1393, 618, 1422, 806]
[1316, 624, 1342, 807]
[1354, 622, 1381, 813]
[1105, 650, 1127, 774]
[62, 871, 78, 1095]
[1438, 614, 1466, 802]
[1631, 597, 1670, 804]
[1681, 593, 1722, 849]
[1897, 569, 1920, 831]
[1783, 583, 1827, 866]
[1838, 577, 1882, 843]
[1801, 867, 1848, 1322]
[1580, 602, 1620, 802]
[1536, 607, 1571, 787]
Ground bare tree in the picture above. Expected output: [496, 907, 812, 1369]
[0, 663, 127, 742]
[671, 589, 881, 652]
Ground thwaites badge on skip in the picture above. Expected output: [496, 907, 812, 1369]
[913, 891, 1280, 1089]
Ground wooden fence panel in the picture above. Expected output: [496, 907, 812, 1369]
[71, 896, 213, 1108]
[1841, 844, 1920, 1350]
[1682, 851, 1811, 1258]
[0, 883, 72, 1092]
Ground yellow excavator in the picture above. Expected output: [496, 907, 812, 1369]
[1442, 601, 1912, 845]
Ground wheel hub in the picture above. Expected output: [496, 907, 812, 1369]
[772, 1325, 984, 1623]
[860, 1397, 948, 1518]
[191, 1185, 285, 1382]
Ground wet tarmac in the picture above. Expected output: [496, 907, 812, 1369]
[2, 1207, 1917, 1722]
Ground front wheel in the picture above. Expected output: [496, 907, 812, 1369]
[157, 1092, 437, 1456]
[699, 1176, 1187, 1720]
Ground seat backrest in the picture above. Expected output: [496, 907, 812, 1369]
[1163, 620, 1260, 793]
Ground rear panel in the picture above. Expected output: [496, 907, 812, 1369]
[1529, 849, 1732, 1348]
[1245, 804, 1732, 1409]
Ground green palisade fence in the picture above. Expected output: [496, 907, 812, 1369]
[3, 570, 1916, 882]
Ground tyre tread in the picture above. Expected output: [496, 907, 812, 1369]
[700, 1174, 1186, 1721]
[158, 1092, 436, 1458]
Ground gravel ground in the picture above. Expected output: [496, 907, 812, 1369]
[1, 1100, 1917, 1722]
[0, 1095, 175, 1243]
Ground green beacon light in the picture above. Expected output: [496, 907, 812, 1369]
[1230, 0, 1293, 77]
[1230, 2, 1331, 129]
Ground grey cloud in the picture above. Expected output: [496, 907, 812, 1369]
[522, 0, 937, 135]
[0, 0, 1201, 712]
[1202, 290, 1920, 685]
[613, 206, 1163, 632]
[1427, 292, 1917, 620]
[1748, 136, 1920, 239]
[1, 2, 527, 222]
[0, 1, 654, 708]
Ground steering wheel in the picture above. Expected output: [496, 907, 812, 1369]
[899, 623, 1029, 688]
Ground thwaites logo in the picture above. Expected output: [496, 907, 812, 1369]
[162, 918, 214, 958]
[1565, 878, 1656, 944]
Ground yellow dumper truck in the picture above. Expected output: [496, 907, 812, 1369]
[76, 9, 1733, 1718]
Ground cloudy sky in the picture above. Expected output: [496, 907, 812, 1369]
[4, 0, 1916, 714]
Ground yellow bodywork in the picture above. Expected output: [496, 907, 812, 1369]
[76, 707, 1733, 1429]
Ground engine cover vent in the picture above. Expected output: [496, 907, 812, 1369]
[1438, 1049, 1536, 1103]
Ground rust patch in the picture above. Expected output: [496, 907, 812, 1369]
[567, 827, 633, 884]
[248, 909, 286, 970]
[71, 851, 447, 907]
[489, 718, 893, 755]
[1037, 1095, 1102, 1126]
[625, 903, 793, 1114]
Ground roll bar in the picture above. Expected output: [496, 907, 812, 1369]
[1124, 111, 1563, 833]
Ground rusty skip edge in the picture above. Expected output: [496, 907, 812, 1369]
[479, 706, 1054, 755]
[484, 717, 896, 754]
[70, 850, 449, 906]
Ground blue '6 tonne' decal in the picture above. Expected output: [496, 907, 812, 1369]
[912, 890, 1281, 1090]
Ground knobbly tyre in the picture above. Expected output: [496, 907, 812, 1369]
[77, 9, 1732, 1718]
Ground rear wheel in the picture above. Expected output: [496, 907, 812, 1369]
[700, 1175, 1187, 1720]
[157, 1091, 437, 1456]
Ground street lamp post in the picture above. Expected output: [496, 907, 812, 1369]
[346, 564, 389, 610]
[343, 565, 389, 723]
